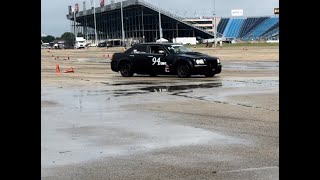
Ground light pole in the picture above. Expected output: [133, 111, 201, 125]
[92, 0, 98, 45]
[73, 7, 77, 48]
[72, 1, 77, 48]
[158, 3, 163, 43]
[124, 17, 129, 45]
[74, 8, 77, 37]
[141, 6, 145, 43]
[176, 22, 179, 38]
[213, 0, 217, 48]
[121, 0, 125, 46]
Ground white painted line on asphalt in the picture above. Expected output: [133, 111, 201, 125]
[217, 166, 279, 174]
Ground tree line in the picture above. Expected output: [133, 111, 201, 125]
[41, 32, 84, 46]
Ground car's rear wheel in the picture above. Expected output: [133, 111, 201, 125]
[204, 72, 215, 77]
[119, 62, 134, 77]
[177, 63, 192, 78]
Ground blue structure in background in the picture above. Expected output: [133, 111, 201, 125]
[223, 18, 245, 38]
[218, 16, 279, 40]
[241, 17, 279, 40]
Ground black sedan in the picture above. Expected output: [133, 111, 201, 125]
[111, 43, 222, 78]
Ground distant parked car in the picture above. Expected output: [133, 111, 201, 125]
[98, 41, 113, 47]
[41, 43, 51, 49]
[64, 44, 74, 49]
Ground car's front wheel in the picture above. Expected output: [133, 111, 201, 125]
[119, 62, 134, 77]
[177, 63, 192, 78]
[149, 73, 157, 77]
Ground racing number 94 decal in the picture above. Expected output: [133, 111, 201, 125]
[152, 57, 167, 66]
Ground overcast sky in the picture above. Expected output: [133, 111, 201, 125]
[41, 0, 279, 37]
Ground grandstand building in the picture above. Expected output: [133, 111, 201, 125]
[67, 0, 279, 44]
[183, 17, 221, 34]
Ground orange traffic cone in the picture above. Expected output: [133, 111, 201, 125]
[64, 67, 74, 73]
[56, 64, 60, 74]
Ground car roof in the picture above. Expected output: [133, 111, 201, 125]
[136, 43, 182, 46]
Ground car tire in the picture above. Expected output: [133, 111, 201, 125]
[119, 62, 134, 77]
[150, 73, 157, 77]
[204, 72, 215, 77]
[177, 63, 192, 78]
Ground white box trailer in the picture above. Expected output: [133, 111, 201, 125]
[172, 37, 197, 45]
[202, 37, 225, 43]
[266, 40, 279, 43]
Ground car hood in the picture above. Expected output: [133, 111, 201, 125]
[177, 52, 219, 60]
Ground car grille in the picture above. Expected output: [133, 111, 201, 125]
[207, 61, 217, 68]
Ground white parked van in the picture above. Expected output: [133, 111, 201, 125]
[75, 37, 86, 49]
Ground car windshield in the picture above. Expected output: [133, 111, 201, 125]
[166, 45, 192, 54]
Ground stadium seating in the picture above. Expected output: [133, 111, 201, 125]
[215, 16, 278, 40]
[241, 17, 279, 40]
[223, 18, 245, 38]
[217, 18, 229, 35]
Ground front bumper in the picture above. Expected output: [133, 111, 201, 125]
[193, 63, 222, 74]
[215, 64, 222, 74]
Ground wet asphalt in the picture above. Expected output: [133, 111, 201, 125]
[41, 61, 279, 179]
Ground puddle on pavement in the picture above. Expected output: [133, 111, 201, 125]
[139, 83, 222, 93]
[95, 80, 278, 98]
[110, 82, 222, 97]
[42, 85, 246, 168]
[112, 82, 155, 86]
[42, 78, 278, 168]
[109, 80, 277, 97]
[41, 100, 58, 107]
[113, 91, 147, 97]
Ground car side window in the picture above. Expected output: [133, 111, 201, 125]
[131, 45, 147, 54]
[150, 46, 165, 54]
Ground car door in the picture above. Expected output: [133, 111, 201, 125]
[130, 45, 149, 73]
[148, 45, 168, 74]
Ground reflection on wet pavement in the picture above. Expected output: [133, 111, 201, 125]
[41, 85, 245, 168]
[106, 80, 278, 98]
[113, 82, 155, 86]
[139, 83, 222, 92]
[78, 79, 279, 111]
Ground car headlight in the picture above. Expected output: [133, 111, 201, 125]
[217, 59, 220, 64]
[194, 59, 205, 64]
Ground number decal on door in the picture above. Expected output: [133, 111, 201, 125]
[152, 57, 167, 65]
